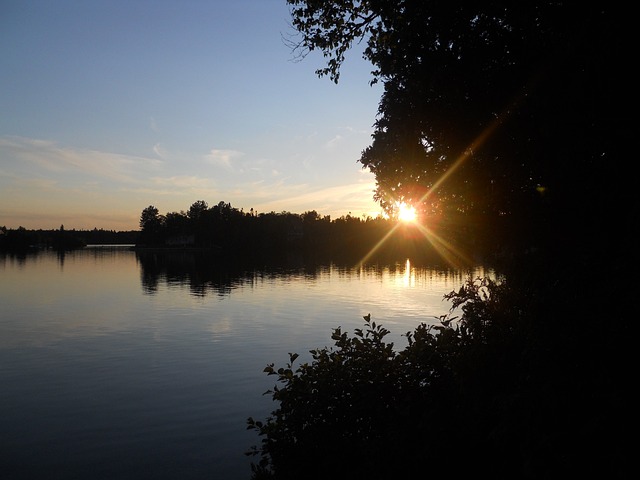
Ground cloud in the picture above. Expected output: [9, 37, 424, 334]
[8, 177, 61, 191]
[0, 136, 162, 183]
[325, 134, 344, 149]
[122, 176, 220, 201]
[244, 179, 380, 217]
[204, 149, 244, 170]
[0, 136, 381, 230]
[151, 176, 214, 188]
[153, 143, 167, 158]
[324, 125, 371, 150]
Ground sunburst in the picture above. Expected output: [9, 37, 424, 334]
[357, 112, 508, 269]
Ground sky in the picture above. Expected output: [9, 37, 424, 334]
[0, 0, 385, 231]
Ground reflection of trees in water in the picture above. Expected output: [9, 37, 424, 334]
[0, 250, 36, 267]
[137, 250, 318, 296]
[136, 249, 489, 297]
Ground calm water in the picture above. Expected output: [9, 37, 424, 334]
[0, 246, 491, 479]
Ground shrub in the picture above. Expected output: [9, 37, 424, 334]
[246, 276, 538, 479]
[247, 266, 631, 479]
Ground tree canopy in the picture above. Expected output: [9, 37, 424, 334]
[244, 2, 633, 478]
[287, 1, 632, 253]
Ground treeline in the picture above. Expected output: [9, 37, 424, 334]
[137, 200, 489, 265]
[0, 225, 139, 252]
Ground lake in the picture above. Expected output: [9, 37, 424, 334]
[0, 246, 492, 479]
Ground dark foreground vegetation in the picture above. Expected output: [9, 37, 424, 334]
[244, 2, 632, 479]
[247, 263, 628, 479]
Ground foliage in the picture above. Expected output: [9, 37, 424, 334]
[0, 226, 138, 252]
[139, 205, 164, 246]
[0, 226, 102, 251]
[244, 2, 632, 478]
[134, 200, 482, 265]
[286, 1, 631, 255]
[244, 278, 496, 478]
[0, 226, 37, 252]
[246, 271, 629, 478]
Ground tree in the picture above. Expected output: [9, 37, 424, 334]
[244, 2, 633, 477]
[164, 211, 190, 238]
[286, 1, 632, 254]
[187, 200, 209, 223]
[139, 205, 164, 246]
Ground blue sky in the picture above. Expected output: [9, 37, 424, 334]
[1, 0, 384, 230]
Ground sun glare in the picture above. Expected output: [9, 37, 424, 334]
[397, 202, 417, 223]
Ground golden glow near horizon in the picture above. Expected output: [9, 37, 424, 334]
[0, 3, 386, 232]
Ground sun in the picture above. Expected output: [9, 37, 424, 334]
[397, 202, 417, 223]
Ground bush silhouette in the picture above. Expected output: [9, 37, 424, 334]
[247, 271, 628, 479]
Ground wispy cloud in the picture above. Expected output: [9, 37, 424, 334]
[153, 143, 167, 159]
[121, 176, 220, 201]
[0, 136, 162, 183]
[151, 176, 214, 189]
[204, 149, 244, 170]
[0, 136, 381, 229]
[244, 180, 380, 217]
[325, 134, 344, 149]
[324, 125, 371, 150]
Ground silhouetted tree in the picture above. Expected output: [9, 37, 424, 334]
[186, 200, 209, 245]
[50, 224, 85, 250]
[244, 2, 633, 478]
[164, 211, 189, 236]
[0, 226, 35, 251]
[139, 205, 165, 246]
[286, 1, 632, 258]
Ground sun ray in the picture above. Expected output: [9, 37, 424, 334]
[412, 223, 474, 269]
[357, 104, 514, 269]
[418, 97, 514, 206]
[357, 222, 401, 266]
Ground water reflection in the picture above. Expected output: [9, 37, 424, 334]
[0, 250, 32, 268]
[136, 249, 493, 300]
[0, 246, 494, 479]
[137, 250, 260, 296]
